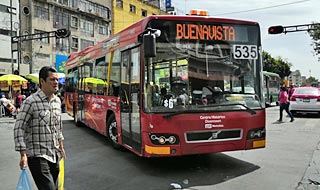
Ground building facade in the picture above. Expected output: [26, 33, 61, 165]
[288, 70, 302, 87]
[1, 0, 168, 75]
[18, 0, 112, 75]
[113, 0, 167, 34]
[0, 0, 19, 75]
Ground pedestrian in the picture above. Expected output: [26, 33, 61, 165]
[288, 85, 294, 100]
[14, 66, 66, 190]
[15, 90, 23, 114]
[278, 86, 294, 122]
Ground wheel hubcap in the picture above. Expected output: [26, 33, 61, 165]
[108, 121, 117, 143]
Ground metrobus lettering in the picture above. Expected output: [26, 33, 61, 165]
[176, 24, 235, 41]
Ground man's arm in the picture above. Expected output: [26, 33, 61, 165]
[14, 99, 32, 169]
[59, 139, 66, 158]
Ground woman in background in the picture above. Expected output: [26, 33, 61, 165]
[278, 86, 294, 122]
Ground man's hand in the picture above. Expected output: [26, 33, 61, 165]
[20, 153, 27, 169]
[61, 148, 66, 159]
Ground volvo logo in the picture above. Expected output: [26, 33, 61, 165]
[208, 131, 221, 140]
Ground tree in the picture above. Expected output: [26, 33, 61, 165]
[305, 76, 318, 86]
[262, 51, 276, 72]
[308, 22, 320, 58]
[263, 51, 292, 79]
[273, 57, 292, 79]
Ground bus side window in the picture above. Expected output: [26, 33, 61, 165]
[110, 83, 120, 97]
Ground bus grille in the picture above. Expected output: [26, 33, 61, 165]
[185, 129, 242, 143]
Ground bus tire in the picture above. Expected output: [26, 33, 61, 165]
[107, 114, 121, 149]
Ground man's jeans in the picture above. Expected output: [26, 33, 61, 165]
[28, 157, 60, 190]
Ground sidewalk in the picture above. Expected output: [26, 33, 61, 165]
[0, 113, 73, 125]
[0, 113, 73, 190]
[0, 116, 16, 124]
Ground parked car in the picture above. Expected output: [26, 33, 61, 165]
[289, 86, 320, 116]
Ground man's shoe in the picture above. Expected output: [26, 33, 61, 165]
[290, 118, 294, 122]
[277, 119, 282, 122]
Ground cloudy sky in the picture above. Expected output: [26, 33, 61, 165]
[171, 0, 320, 79]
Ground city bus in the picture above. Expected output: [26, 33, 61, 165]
[65, 13, 266, 157]
[263, 71, 280, 106]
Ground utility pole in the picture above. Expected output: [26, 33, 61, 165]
[10, 0, 14, 74]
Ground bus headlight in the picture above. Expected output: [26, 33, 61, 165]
[158, 136, 166, 144]
[168, 136, 176, 144]
[149, 133, 180, 145]
[247, 127, 265, 140]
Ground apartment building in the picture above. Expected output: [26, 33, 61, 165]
[18, 0, 112, 75]
[1, 0, 168, 75]
[0, 0, 19, 75]
[113, 0, 167, 34]
[288, 70, 302, 86]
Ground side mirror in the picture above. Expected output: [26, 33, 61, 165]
[143, 34, 156, 58]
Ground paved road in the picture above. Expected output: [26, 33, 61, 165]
[1, 108, 320, 190]
[0, 114, 73, 190]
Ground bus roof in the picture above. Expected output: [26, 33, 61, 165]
[66, 15, 260, 70]
[262, 71, 280, 78]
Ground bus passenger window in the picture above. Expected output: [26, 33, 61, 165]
[109, 83, 120, 97]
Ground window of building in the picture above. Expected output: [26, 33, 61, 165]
[81, 39, 94, 50]
[116, 0, 123, 8]
[34, 29, 49, 44]
[80, 19, 94, 37]
[71, 37, 78, 50]
[129, 4, 136, 13]
[141, 9, 147, 17]
[98, 23, 108, 35]
[34, 4, 49, 20]
[55, 37, 70, 52]
[78, 0, 88, 11]
[70, 0, 78, 8]
[71, 16, 78, 28]
[53, 8, 69, 28]
[57, 0, 68, 6]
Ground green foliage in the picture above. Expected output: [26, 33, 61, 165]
[306, 76, 318, 85]
[263, 51, 292, 79]
[308, 23, 320, 57]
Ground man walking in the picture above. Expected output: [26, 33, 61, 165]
[14, 66, 66, 190]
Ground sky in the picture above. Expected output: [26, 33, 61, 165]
[170, 0, 320, 79]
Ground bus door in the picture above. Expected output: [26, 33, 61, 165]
[120, 48, 141, 153]
[77, 65, 86, 123]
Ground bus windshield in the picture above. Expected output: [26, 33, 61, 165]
[143, 19, 263, 113]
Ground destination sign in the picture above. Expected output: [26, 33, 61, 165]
[176, 23, 236, 41]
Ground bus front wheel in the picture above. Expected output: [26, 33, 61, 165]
[107, 114, 121, 149]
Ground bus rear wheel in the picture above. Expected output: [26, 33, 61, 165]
[107, 114, 121, 149]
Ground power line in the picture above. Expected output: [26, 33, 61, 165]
[212, 0, 311, 16]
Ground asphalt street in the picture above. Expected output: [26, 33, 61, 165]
[1, 109, 320, 190]
[0, 113, 73, 190]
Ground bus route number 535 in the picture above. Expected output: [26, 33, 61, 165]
[233, 45, 258, 60]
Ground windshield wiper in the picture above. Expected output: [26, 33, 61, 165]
[162, 110, 202, 119]
[199, 103, 256, 115]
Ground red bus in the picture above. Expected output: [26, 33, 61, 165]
[65, 13, 266, 157]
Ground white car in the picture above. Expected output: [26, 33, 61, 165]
[289, 86, 320, 115]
